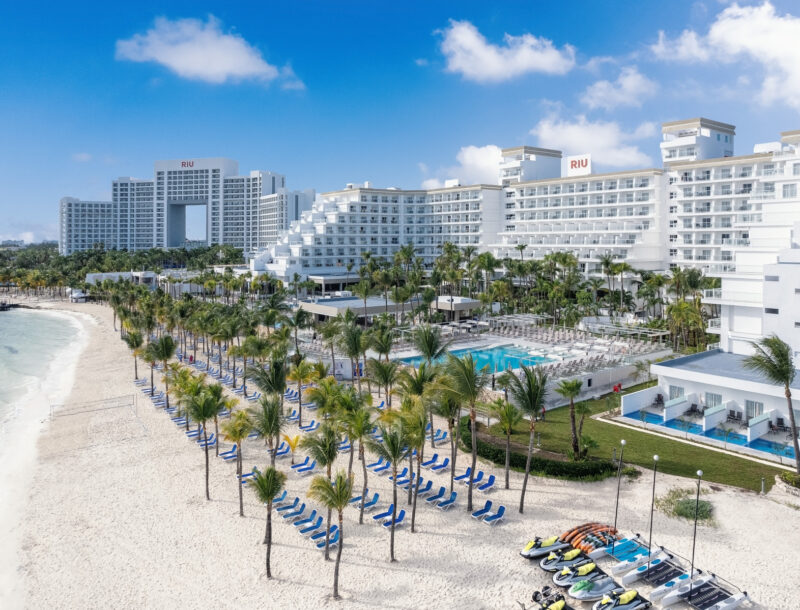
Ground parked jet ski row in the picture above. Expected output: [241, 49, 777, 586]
[523, 525, 748, 610]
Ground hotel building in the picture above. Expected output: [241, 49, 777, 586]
[58, 158, 313, 255]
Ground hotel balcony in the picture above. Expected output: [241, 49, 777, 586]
[703, 288, 762, 306]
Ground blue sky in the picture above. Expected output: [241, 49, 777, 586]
[3, 1, 800, 241]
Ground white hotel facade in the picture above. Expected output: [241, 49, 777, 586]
[59, 158, 313, 255]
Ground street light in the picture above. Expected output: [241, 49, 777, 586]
[646, 454, 659, 573]
[611, 439, 626, 554]
[688, 469, 703, 603]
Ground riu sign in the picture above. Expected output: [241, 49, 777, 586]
[181, 161, 194, 168]
[566, 154, 591, 177]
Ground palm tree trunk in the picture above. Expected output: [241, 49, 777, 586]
[330, 343, 336, 376]
[468, 407, 477, 512]
[333, 513, 343, 599]
[390, 475, 397, 562]
[569, 400, 579, 457]
[348, 444, 355, 478]
[150, 364, 154, 396]
[505, 432, 511, 489]
[204, 430, 210, 501]
[134, 356, 138, 380]
[519, 421, 535, 513]
[785, 386, 800, 475]
[265, 505, 273, 577]
[214, 416, 219, 457]
[407, 451, 413, 504]
[359, 442, 368, 525]
[449, 419, 457, 494]
[238, 452, 244, 516]
[411, 452, 422, 533]
[325, 507, 333, 561]
[429, 405, 436, 449]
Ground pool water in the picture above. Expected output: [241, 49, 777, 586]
[662, 418, 703, 435]
[398, 345, 552, 372]
[703, 427, 748, 446]
[748, 438, 796, 459]
[625, 410, 664, 425]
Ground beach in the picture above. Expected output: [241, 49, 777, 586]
[5, 301, 800, 608]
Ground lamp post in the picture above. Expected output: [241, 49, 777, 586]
[688, 469, 703, 603]
[646, 454, 659, 573]
[611, 439, 626, 554]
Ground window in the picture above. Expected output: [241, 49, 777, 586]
[705, 392, 722, 408]
[745, 400, 764, 419]
[765, 276, 779, 282]
[765, 308, 779, 314]
[669, 386, 684, 400]
[783, 184, 797, 198]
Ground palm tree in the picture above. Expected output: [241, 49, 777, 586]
[307, 471, 353, 599]
[339, 323, 364, 392]
[301, 423, 341, 560]
[186, 388, 225, 500]
[248, 394, 283, 466]
[352, 279, 373, 327]
[744, 335, 800, 474]
[489, 397, 521, 489]
[432, 393, 461, 493]
[318, 317, 341, 373]
[412, 324, 452, 364]
[504, 365, 548, 513]
[341, 406, 373, 524]
[123, 330, 143, 380]
[205, 382, 230, 457]
[437, 354, 490, 511]
[145, 335, 176, 406]
[286, 308, 311, 357]
[248, 360, 287, 409]
[555, 379, 583, 459]
[401, 404, 428, 532]
[368, 359, 400, 407]
[221, 411, 253, 516]
[366, 424, 408, 561]
[287, 359, 315, 426]
[515, 243, 527, 261]
[249, 466, 287, 579]
[396, 361, 438, 448]
[282, 433, 301, 465]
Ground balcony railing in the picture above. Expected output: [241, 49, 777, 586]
[708, 318, 721, 329]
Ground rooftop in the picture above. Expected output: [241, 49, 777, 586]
[661, 117, 736, 134]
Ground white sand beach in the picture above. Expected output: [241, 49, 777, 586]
[6, 302, 800, 608]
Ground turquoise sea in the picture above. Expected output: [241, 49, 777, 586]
[0, 309, 81, 426]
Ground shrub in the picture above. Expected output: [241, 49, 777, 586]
[674, 498, 713, 521]
[780, 471, 800, 489]
[459, 417, 615, 481]
[622, 466, 641, 480]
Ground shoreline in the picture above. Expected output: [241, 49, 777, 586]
[0, 307, 89, 608]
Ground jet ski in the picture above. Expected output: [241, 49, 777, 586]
[553, 561, 605, 587]
[567, 576, 624, 602]
[531, 586, 577, 610]
[521, 535, 571, 559]
[592, 589, 651, 610]
[540, 548, 586, 572]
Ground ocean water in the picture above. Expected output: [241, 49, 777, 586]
[0, 309, 81, 426]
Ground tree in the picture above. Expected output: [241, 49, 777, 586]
[144, 335, 176, 406]
[123, 330, 143, 380]
[743, 335, 800, 474]
[286, 308, 311, 357]
[339, 323, 365, 392]
[352, 279, 373, 328]
[186, 388, 225, 500]
[432, 393, 461, 494]
[249, 467, 287, 579]
[318, 317, 341, 373]
[437, 354, 490, 511]
[248, 360, 287, 410]
[341, 405, 373, 524]
[301, 423, 341, 560]
[307, 471, 353, 599]
[282, 434, 301, 465]
[368, 359, 400, 407]
[504, 365, 549, 513]
[221, 410, 253, 516]
[555, 379, 583, 459]
[489, 397, 521, 489]
[401, 404, 428, 532]
[515, 243, 527, 261]
[396, 361, 438, 448]
[287, 359, 315, 426]
[249, 394, 283, 466]
[366, 424, 408, 561]
[412, 324, 452, 364]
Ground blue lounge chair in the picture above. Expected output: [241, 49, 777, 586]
[338, 441, 351, 452]
[484, 505, 505, 525]
[317, 528, 340, 549]
[453, 467, 472, 482]
[397, 474, 419, 489]
[271, 490, 288, 506]
[296, 460, 317, 475]
[465, 471, 484, 486]
[269, 441, 288, 455]
[304, 422, 320, 433]
[247, 429, 261, 439]
[217, 408, 231, 418]
[433, 431, 448, 444]
[274, 444, 290, 459]
[373, 461, 390, 475]
[286, 410, 299, 422]
[299, 516, 323, 535]
[172, 417, 188, 426]
[388, 467, 409, 482]
[299, 420, 316, 432]
[414, 480, 433, 497]
[383, 509, 406, 529]
[478, 474, 496, 493]
[471, 500, 493, 520]
[219, 444, 237, 460]
[437, 491, 457, 510]
[186, 426, 203, 438]
[239, 468, 259, 485]
[372, 504, 394, 522]
[366, 456, 385, 470]
[310, 525, 338, 543]
[430, 457, 450, 473]
[282, 503, 306, 520]
[375, 401, 385, 410]
[198, 435, 216, 448]
[275, 498, 299, 513]
[421, 453, 439, 468]
[349, 489, 368, 504]
[293, 510, 318, 528]
[290, 456, 310, 470]
[246, 392, 261, 402]
[360, 493, 379, 511]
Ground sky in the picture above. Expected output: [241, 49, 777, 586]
[3, 1, 800, 241]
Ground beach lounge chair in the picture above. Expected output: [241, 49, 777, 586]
[271, 490, 288, 507]
[293, 510, 318, 528]
[219, 444, 237, 460]
[358, 493, 379, 511]
[186, 426, 203, 438]
[296, 460, 317, 476]
[484, 505, 505, 525]
[282, 503, 306, 521]
[464, 471, 484, 486]
[290, 456, 310, 470]
[430, 457, 450, 473]
[437, 491, 457, 510]
[421, 453, 439, 468]
[389, 467, 409, 482]
[275, 498, 299, 513]
[382, 509, 405, 529]
[299, 516, 323, 535]
[246, 392, 261, 402]
[432, 430, 448, 444]
[239, 468, 259, 485]
[309, 525, 337, 542]
[366, 456, 385, 470]
[478, 474, 496, 493]
[304, 422, 320, 433]
[372, 504, 394, 522]
[286, 410, 299, 422]
[198, 435, 216, 448]
[375, 401, 385, 410]
[453, 467, 472, 482]
[317, 528, 340, 550]
[413, 480, 432, 497]
[247, 429, 261, 440]
[373, 461, 391, 475]
[349, 489, 368, 505]
[397, 474, 418, 489]
[338, 440, 351, 452]
[299, 420, 317, 432]
[274, 443, 290, 459]
[471, 500, 492, 520]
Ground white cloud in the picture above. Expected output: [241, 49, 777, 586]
[116, 15, 302, 88]
[531, 115, 656, 168]
[71, 152, 92, 162]
[650, 2, 800, 109]
[414, 58, 429, 67]
[581, 66, 658, 111]
[421, 145, 502, 188]
[439, 20, 575, 83]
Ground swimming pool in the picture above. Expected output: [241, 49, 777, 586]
[398, 345, 552, 372]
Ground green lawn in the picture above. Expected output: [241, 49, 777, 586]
[488, 382, 784, 492]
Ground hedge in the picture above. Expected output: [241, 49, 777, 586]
[780, 471, 800, 489]
[459, 416, 615, 480]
